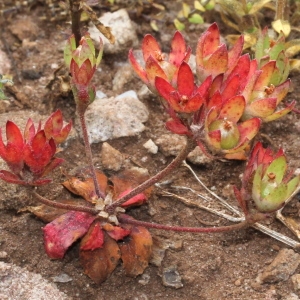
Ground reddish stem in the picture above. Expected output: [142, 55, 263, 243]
[106, 138, 195, 214]
[33, 191, 99, 215]
[78, 111, 105, 199]
[118, 214, 250, 233]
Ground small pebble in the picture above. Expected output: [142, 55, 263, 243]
[234, 277, 243, 286]
[52, 273, 73, 283]
[162, 265, 183, 289]
[143, 139, 158, 154]
[138, 273, 150, 285]
[0, 251, 8, 259]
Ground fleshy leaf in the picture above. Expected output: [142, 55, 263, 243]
[142, 34, 161, 62]
[43, 211, 96, 259]
[165, 119, 190, 135]
[177, 62, 194, 96]
[169, 31, 191, 67]
[128, 49, 148, 84]
[80, 221, 105, 251]
[219, 95, 245, 122]
[102, 223, 131, 241]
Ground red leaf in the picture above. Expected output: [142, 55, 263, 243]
[119, 226, 153, 277]
[111, 169, 152, 203]
[0, 170, 25, 185]
[155, 76, 174, 101]
[6, 121, 24, 149]
[128, 49, 148, 84]
[169, 31, 189, 67]
[80, 232, 121, 284]
[118, 189, 147, 207]
[44, 110, 72, 144]
[102, 223, 131, 241]
[177, 62, 194, 96]
[43, 211, 96, 259]
[165, 119, 190, 135]
[142, 34, 161, 62]
[80, 221, 104, 251]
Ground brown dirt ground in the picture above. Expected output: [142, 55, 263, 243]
[1, 1, 300, 299]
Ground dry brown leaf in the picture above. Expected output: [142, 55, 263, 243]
[80, 232, 121, 284]
[24, 198, 88, 223]
[110, 169, 152, 200]
[81, 2, 115, 44]
[62, 171, 108, 202]
[119, 226, 153, 277]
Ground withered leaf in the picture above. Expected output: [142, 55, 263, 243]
[43, 211, 96, 259]
[119, 226, 153, 277]
[81, 2, 115, 44]
[80, 232, 121, 284]
[110, 169, 153, 206]
[62, 170, 108, 202]
[25, 198, 88, 223]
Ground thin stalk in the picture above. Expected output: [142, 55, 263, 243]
[69, 0, 82, 46]
[275, 0, 286, 20]
[33, 191, 99, 215]
[106, 138, 196, 214]
[78, 111, 105, 199]
[118, 214, 250, 233]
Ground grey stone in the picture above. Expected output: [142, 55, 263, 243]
[0, 262, 69, 300]
[80, 91, 149, 143]
[187, 146, 213, 165]
[162, 265, 183, 289]
[258, 248, 300, 283]
[89, 9, 138, 54]
[155, 134, 186, 157]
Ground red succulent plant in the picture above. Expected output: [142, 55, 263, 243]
[0, 110, 71, 185]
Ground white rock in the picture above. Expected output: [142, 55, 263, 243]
[81, 91, 149, 143]
[89, 9, 138, 54]
[143, 139, 158, 154]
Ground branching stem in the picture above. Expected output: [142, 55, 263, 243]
[118, 214, 250, 233]
[78, 111, 105, 199]
[106, 138, 195, 213]
[33, 191, 99, 215]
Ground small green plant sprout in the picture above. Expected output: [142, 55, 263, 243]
[64, 33, 103, 114]
[173, 1, 214, 31]
[0, 75, 13, 100]
[234, 142, 300, 213]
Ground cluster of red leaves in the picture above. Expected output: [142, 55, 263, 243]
[30, 169, 153, 284]
[129, 23, 294, 159]
[0, 110, 71, 185]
